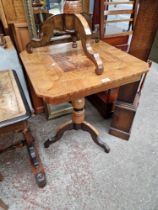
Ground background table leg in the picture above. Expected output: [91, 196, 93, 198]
[23, 128, 46, 188]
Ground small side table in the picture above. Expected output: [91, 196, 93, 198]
[0, 70, 46, 188]
[20, 40, 149, 153]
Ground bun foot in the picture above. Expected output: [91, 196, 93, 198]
[35, 172, 46, 188]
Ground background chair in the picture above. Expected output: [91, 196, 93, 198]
[90, 0, 158, 140]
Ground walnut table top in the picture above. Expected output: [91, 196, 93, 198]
[20, 41, 149, 104]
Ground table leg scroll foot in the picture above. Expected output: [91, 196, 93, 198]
[97, 137, 110, 153]
[44, 136, 58, 148]
[44, 121, 73, 148]
[81, 121, 110, 153]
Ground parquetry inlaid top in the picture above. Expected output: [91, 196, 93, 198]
[20, 41, 149, 104]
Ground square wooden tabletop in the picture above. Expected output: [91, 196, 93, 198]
[20, 40, 149, 104]
[0, 70, 26, 122]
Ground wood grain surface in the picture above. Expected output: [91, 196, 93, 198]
[20, 41, 149, 104]
[1, 36, 14, 49]
[0, 70, 26, 122]
[0, 0, 8, 29]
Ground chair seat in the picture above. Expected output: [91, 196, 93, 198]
[0, 70, 31, 128]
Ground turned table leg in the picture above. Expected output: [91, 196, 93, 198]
[44, 98, 110, 153]
[44, 121, 74, 148]
[23, 128, 46, 188]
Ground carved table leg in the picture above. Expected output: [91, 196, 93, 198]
[44, 98, 110, 153]
[44, 121, 74, 148]
[23, 128, 46, 188]
[81, 122, 110, 153]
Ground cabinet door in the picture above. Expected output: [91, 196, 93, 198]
[13, 22, 30, 52]
[0, 0, 8, 30]
[1, 0, 26, 23]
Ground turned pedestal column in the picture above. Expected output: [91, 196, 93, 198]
[44, 98, 110, 153]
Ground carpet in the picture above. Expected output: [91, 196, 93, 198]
[0, 63, 158, 210]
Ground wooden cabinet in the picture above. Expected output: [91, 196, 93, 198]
[0, 0, 26, 24]
[0, 0, 30, 52]
[0, 0, 8, 30]
[12, 22, 30, 52]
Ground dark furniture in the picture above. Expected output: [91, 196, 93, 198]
[89, 0, 138, 120]
[0, 70, 46, 188]
[109, 0, 158, 140]
[90, 0, 158, 140]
